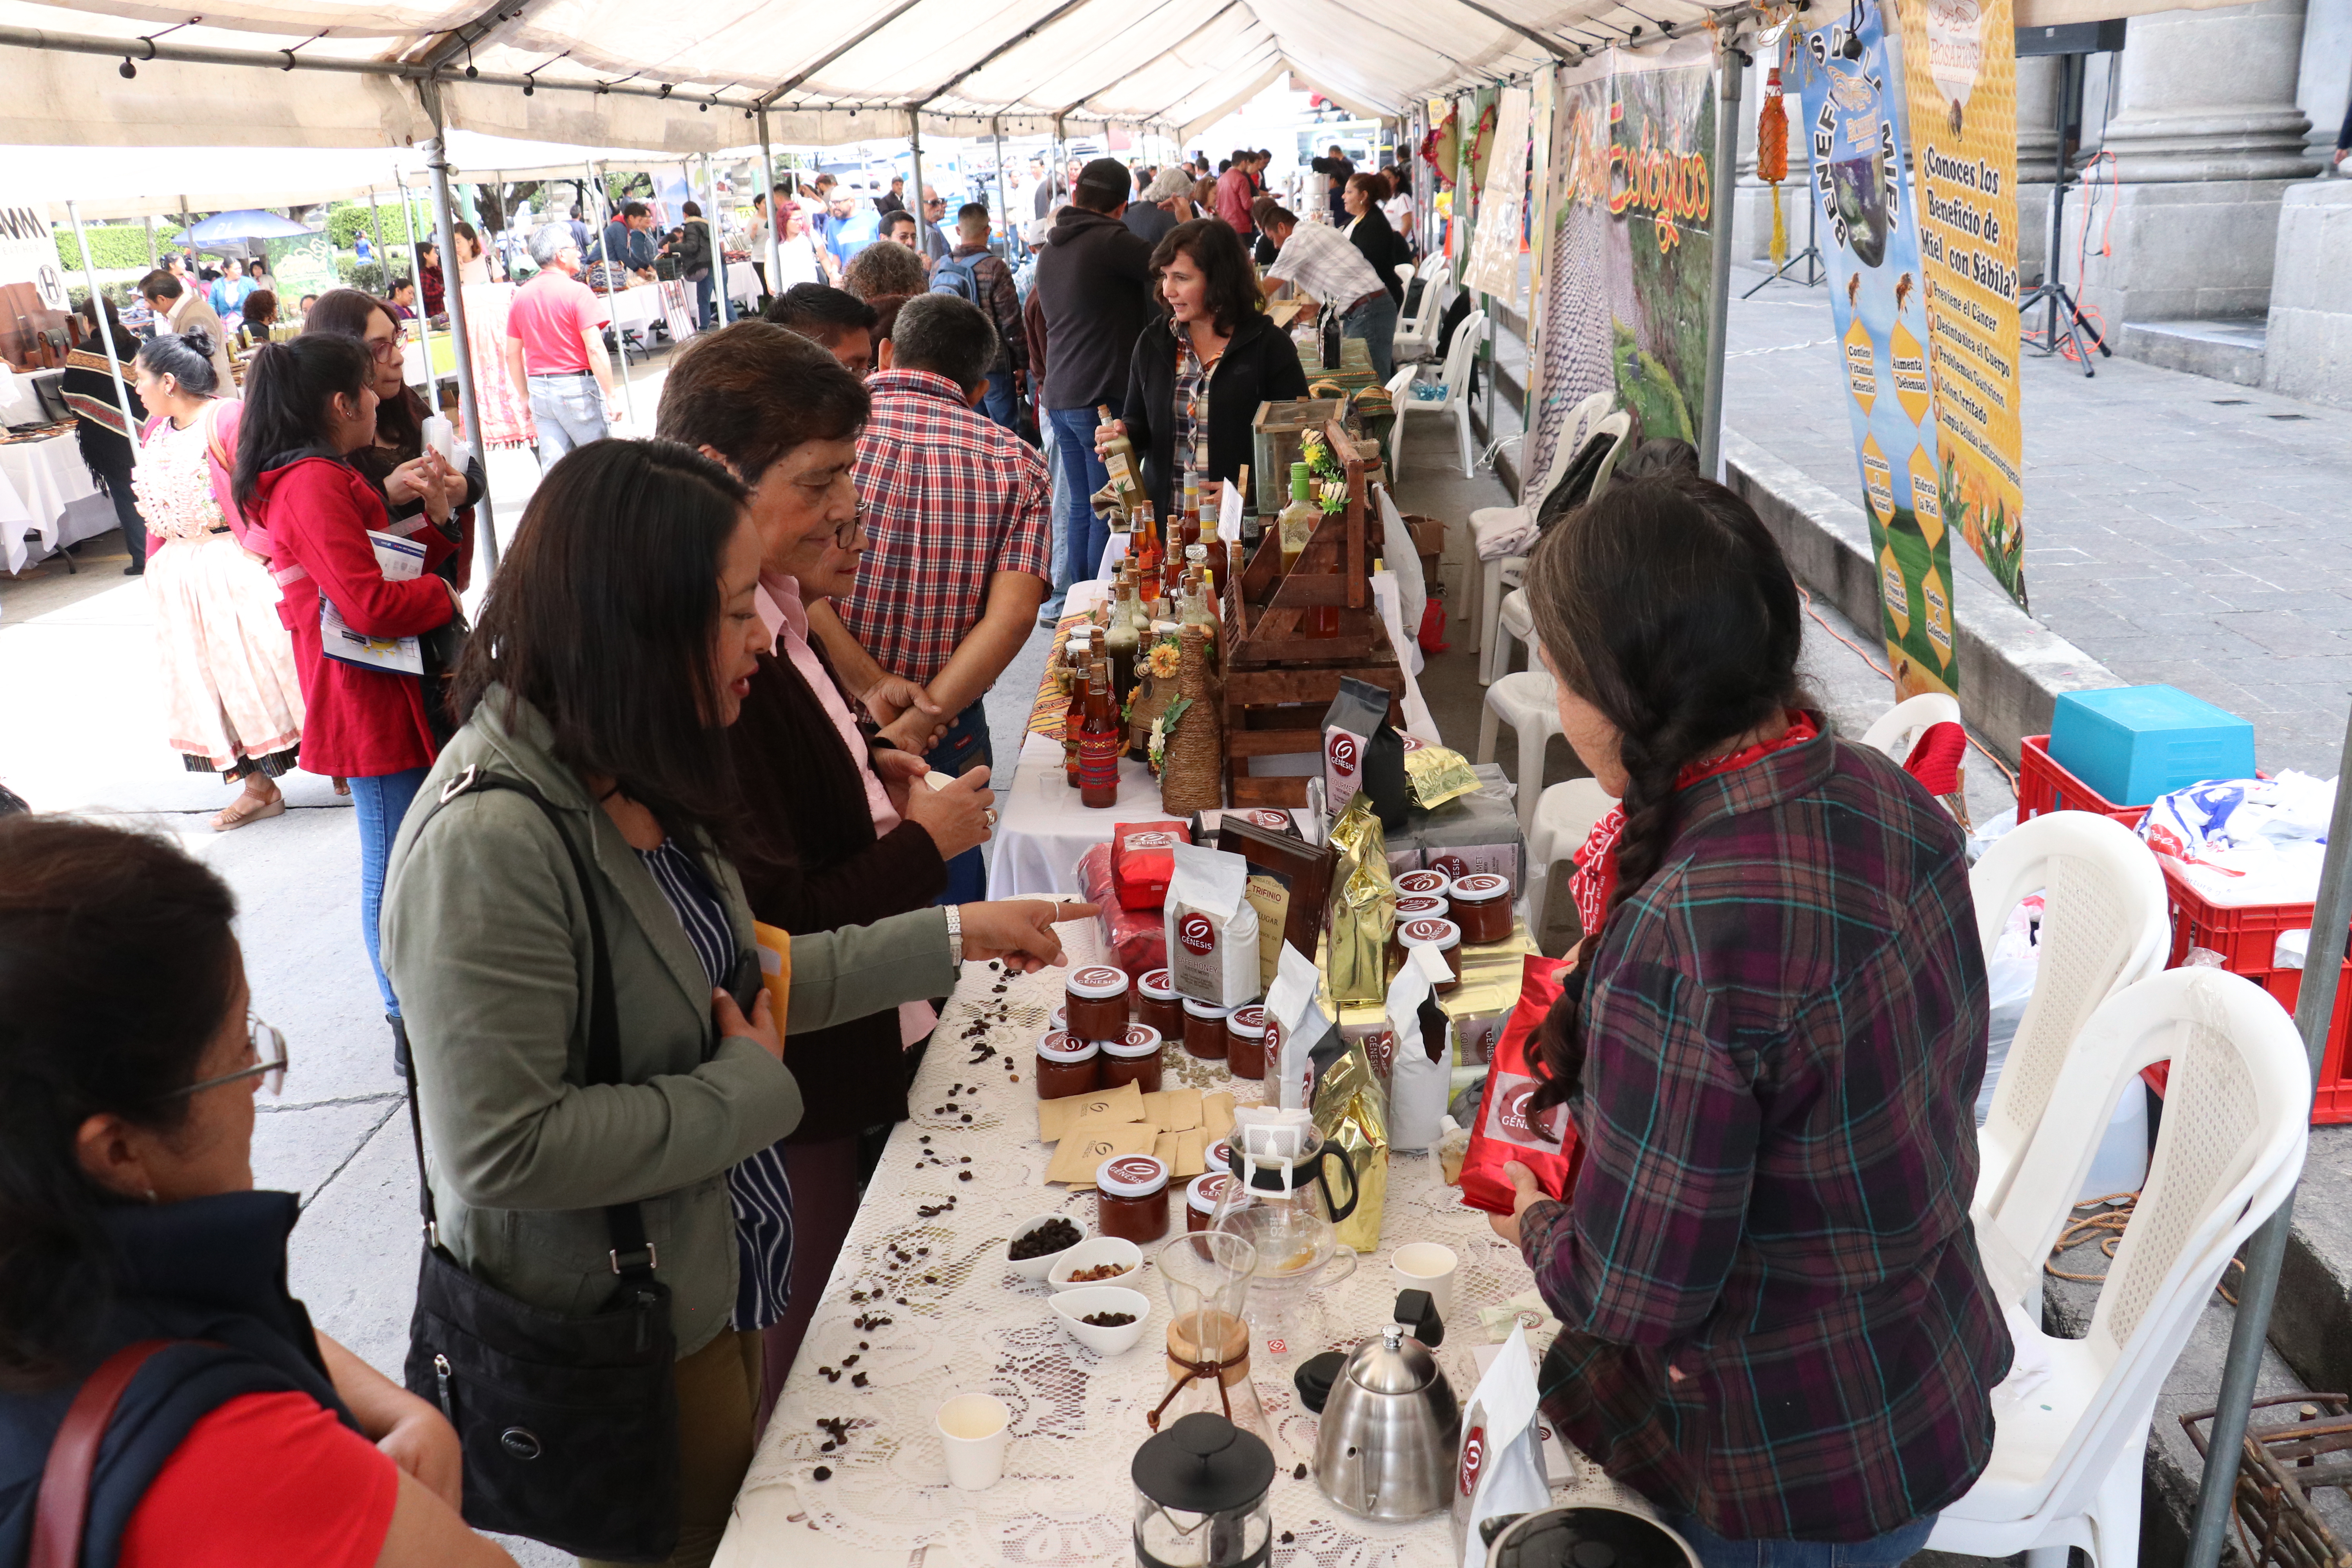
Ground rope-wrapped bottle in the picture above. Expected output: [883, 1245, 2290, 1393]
[1158, 624, 1222, 813]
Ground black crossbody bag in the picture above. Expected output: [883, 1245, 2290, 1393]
[400, 765, 681, 1563]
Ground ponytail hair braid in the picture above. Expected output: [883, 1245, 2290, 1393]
[1521, 474, 1806, 1118]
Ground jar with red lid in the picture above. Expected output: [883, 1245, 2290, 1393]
[1135, 969, 1183, 1038]
[1224, 1005, 1269, 1081]
[1065, 964, 1132, 1042]
[1181, 997, 1232, 1059]
[1397, 916, 1463, 990]
[1388, 897, 1447, 974]
[1394, 869, 1452, 902]
[1035, 1031, 1103, 1098]
[1448, 873, 1514, 944]
[1095, 1153, 1171, 1243]
[1186, 1172, 1252, 1232]
[1100, 1024, 1165, 1092]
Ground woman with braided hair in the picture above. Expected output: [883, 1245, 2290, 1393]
[1484, 475, 2008, 1567]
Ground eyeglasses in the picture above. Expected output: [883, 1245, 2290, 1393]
[369, 328, 409, 364]
[164, 1011, 289, 1100]
[830, 505, 867, 548]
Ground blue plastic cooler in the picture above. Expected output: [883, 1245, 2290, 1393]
[2046, 686, 2255, 808]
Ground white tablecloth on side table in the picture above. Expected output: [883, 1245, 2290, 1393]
[985, 730, 1164, 898]
[715, 950, 1625, 1568]
[0, 432, 104, 575]
[725, 259, 761, 307]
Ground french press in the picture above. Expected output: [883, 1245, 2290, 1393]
[1132, 1412, 1276, 1568]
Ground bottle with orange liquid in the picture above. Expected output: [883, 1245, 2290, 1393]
[1078, 662, 1120, 808]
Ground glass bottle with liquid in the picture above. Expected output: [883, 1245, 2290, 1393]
[1276, 462, 1318, 574]
[1134, 503, 1162, 607]
[1098, 405, 1143, 516]
[1063, 629, 1092, 789]
[1104, 573, 1142, 702]
[1079, 662, 1121, 808]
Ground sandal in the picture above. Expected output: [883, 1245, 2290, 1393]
[213, 792, 287, 832]
[332, 776, 350, 796]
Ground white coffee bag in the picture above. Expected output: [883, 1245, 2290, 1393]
[1264, 941, 1334, 1111]
[1385, 945, 1455, 1151]
[1163, 843, 1261, 1008]
[1451, 1321, 1550, 1568]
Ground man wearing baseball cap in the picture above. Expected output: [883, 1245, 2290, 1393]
[1126, 165, 1195, 249]
[1031, 156, 1154, 609]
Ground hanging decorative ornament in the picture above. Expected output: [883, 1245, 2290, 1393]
[1757, 65, 1790, 273]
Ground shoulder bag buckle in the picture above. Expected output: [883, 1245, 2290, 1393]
[438, 763, 479, 805]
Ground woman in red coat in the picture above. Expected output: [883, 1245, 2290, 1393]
[231, 336, 461, 1068]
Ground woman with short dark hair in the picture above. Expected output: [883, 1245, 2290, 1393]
[1097, 217, 1309, 527]
[1484, 477, 2008, 1564]
[62, 294, 149, 573]
[1342, 170, 1405, 305]
[0, 814, 514, 1567]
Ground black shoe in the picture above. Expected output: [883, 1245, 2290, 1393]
[390, 1012, 411, 1079]
[123, 564, 143, 576]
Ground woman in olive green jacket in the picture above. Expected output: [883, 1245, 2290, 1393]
[381, 440, 1081, 1568]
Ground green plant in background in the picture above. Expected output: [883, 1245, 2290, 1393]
[54, 223, 184, 272]
[323, 198, 435, 250]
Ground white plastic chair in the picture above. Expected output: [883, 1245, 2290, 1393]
[1474, 671, 1563, 838]
[1478, 413, 1633, 685]
[1469, 392, 1610, 683]
[1392, 259, 1450, 362]
[1928, 967, 2309, 1568]
[1860, 691, 1963, 762]
[1524, 778, 1615, 945]
[1967, 811, 2172, 1308]
[1393, 263, 1416, 290]
[1386, 307, 1485, 479]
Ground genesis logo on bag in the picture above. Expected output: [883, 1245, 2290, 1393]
[1458, 1426, 1486, 1496]
[1178, 912, 1217, 955]
[1486, 1073, 1567, 1145]
[1430, 852, 1471, 880]
[1327, 732, 1360, 779]
[1124, 830, 1178, 848]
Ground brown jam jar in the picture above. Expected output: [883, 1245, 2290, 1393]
[1448, 873, 1515, 944]
[1187, 1172, 1252, 1232]
[1034, 1031, 1103, 1099]
[1396, 916, 1463, 991]
[1065, 964, 1132, 1042]
[1181, 998, 1232, 1060]
[1394, 869, 1452, 902]
[1388, 898, 1448, 973]
[1095, 1153, 1171, 1244]
[1100, 1024, 1165, 1093]
[1135, 969, 1183, 1038]
[1225, 1005, 1269, 1081]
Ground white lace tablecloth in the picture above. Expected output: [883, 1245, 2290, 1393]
[717, 939, 1617, 1568]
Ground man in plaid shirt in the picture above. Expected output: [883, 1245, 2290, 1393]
[819, 294, 1052, 903]
[1490, 730, 2010, 1550]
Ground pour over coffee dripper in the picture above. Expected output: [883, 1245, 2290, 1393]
[1151, 1231, 1273, 1445]
[1205, 1108, 1361, 1363]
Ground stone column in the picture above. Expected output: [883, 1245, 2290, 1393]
[1729, 56, 1769, 262]
[2076, 0, 2322, 325]
[2014, 54, 2064, 285]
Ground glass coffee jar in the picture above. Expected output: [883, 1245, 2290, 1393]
[1096, 1152, 1172, 1244]
[1135, 969, 1183, 1038]
[1181, 997, 1233, 1060]
[1187, 1172, 1252, 1232]
[1224, 1005, 1269, 1080]
[1448, 873, 1514, 944]
[1066, 964, 1133, 1042]
[1036, 1031, 1103, 1099]
[1394, 869, 1452, 902]
[1396, 916, 1463, 991]
[1101, 1024, 1166, 1092]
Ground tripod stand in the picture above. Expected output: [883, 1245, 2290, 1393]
[1742, 182, 1823, 296]
[2018, 51, 2111, 377]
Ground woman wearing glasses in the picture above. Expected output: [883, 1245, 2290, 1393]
[304, 288, 486, 589]
[0, 814, 515, 1566]
[232, 335, 464, 1077]
[655, 323, 996, 1403]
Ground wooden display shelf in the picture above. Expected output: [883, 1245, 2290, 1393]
[1218, 419, 1405, 808]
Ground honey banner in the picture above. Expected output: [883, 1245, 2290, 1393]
[1896, 0, 2028, 609]
[1525, 36, 1719, 487]
[1789, 5, 1956, 700]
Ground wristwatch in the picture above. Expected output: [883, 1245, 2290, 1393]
[943, 903, 964, 967]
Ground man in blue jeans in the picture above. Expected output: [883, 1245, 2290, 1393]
[1032, 159, 1154, 596]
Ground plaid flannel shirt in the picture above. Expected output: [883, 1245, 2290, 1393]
[838, 368, 1052, 688]
[1517, 726, 2009, 1542]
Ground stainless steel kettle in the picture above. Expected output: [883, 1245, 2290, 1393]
[1311, 1321, 1461, 1522]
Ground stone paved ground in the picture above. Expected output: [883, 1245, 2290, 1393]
[1720, 260, 2352, 776]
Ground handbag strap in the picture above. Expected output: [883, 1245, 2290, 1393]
[31, 1339, 174, 1568]
[400, 764, 657, 1282]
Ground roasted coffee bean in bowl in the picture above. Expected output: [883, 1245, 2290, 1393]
[1050, 1285, 1151, 1354]
[1007, 1214, 1083, 1282]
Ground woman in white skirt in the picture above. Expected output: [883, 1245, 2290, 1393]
[132, 328, 307, 831]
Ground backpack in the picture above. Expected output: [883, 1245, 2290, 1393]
[931, 252, 984, 302]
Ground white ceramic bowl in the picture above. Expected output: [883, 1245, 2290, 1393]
[1049, 1285, 1152, 1355]
[1045, 1235, 1145, 1293]
[1007, 1213, 1085, 1283]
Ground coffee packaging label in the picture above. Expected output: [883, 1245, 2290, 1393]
[1320, 676, 1390, 812]
[1479, 1070, 1571, 1150]
[1163, 843, 1262, 1007]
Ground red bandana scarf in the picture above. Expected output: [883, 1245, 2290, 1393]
[1567, 711, 1821, 938]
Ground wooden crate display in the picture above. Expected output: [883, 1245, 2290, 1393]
[1220, 419, 1406, 809]
[1250, 398, 1341, 517]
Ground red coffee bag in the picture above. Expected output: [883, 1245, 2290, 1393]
[1459, 955, 1583, 1217]
[1111, 820, 1191, 910]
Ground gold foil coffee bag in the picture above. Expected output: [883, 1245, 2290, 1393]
[1312, 1038, 1390, 1256]
[1327, 795, 1397, 1007]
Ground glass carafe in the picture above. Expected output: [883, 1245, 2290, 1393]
[1152, 1232, 1272, 1443]
[1209, 1109, 1359, 1363]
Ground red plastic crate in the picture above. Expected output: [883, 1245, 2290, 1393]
[2016, 734, 2150, 829]
[2141, 859, 2352, 1125]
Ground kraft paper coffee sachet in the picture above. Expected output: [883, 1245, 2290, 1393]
[1265, 941, 1336, 1111]
[1326, 795, 1397, 1007]
[1321, 676, 1410, 828]
[1385, 944, 1456, 1152]
[1312, 1036, 1388, 1256]
[1163, 843, 1262, 1008]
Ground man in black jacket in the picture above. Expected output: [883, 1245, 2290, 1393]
[1032, 157, 1153, 610]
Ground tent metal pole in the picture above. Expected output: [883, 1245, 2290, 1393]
[909, 110, 928, 269]
[364, 185, 387, 281]
[758, 109, 782, 304]
[423, 100, 498, 573]
[2184, 697, 2352, 1568]
[395, 176, 440, 418]
[704, 154, 731, 327]
[64, 200, 143, 473]
[991, 116, 1010, 254]
[586, 160, 637, 425]
[1698, 42, 1745, 479]
[491, 170, 508, 281]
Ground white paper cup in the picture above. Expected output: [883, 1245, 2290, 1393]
[936, 1393, 1010, 1491]
[1390, 1241, 1459, 1321]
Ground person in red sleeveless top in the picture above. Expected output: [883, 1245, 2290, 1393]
[0, 815, 511, 1566]
[1481, 475, 2009, 1567]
